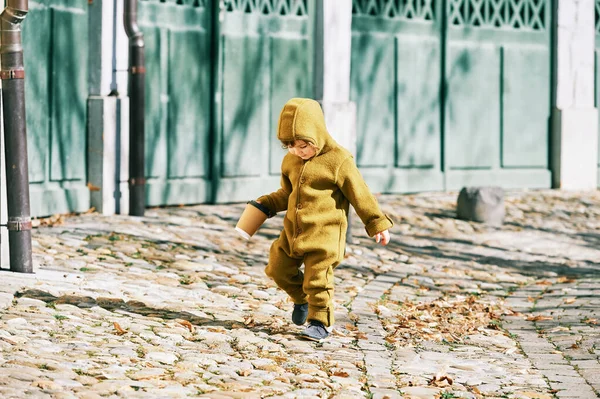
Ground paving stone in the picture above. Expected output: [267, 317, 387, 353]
[0, 191, 598, 397]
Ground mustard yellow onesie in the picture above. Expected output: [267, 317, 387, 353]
[257, 98, 393, 327]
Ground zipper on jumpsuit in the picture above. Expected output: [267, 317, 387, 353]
[291, 161, 307, 256]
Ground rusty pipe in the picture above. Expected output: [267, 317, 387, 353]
[1, 0, 32, 273]
[124, 0, 146, 216]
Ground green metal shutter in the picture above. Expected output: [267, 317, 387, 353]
[139, 0, 214, 206]
[212, 0, 312, 203]
[139, 0, 312, 206]
[351, 0, 444, 194]
[351, 0, 552, 193]
[23, 0, 89, 217]
[445, 0, 551, 190]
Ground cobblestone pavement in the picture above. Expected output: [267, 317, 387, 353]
[0, 190, 598, 399]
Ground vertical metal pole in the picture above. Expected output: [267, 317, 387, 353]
[124, 0, 145, 216]
[209, 0, 224, 204]
[1, 0, 32, 273]
[440, 0, 448, 191]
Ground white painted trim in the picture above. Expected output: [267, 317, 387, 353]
[551, 107, 599, 190]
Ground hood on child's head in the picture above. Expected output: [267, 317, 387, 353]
[277, 98, 336, 156]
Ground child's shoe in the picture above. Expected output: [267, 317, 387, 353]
[292, 303, 308, 325]
[300, 320, 329, 342]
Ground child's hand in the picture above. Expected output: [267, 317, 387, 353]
[375, 230, 390, 246]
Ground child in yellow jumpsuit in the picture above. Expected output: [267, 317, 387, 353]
[257, 98, 393, 341]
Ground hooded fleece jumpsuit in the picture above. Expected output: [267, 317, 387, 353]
[257, 98, 393, 327]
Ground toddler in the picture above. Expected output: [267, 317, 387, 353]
[257, 98, 393, 341]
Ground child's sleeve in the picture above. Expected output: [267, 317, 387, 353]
[256, 173, 292, 217]
[336, 157, 393, 237]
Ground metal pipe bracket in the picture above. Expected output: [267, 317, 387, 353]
[7, 217, 32, 231]
[129, 177, 146, 186]
[130, 66, 146, 74]
[0, 68, 24, 79]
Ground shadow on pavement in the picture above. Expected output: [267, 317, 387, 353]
[14, 288, 281, 336]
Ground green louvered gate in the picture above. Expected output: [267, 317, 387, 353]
[212, 0, 312, 203]
[351, 0, 443, 193]
[139, 0, 215, 206]
[23, 0, 89, 217]
[596, 0, 600, 187]
[351, 0, 552, 194]
[139, 0, 311, 206]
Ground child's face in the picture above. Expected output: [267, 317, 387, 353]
[287, 140, 317, 160]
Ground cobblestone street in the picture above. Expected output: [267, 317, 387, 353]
[0, 190, 598, 399]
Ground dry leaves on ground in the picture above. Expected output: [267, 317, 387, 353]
[380, 294, 503, 344]
[557, 276, 576, 284]
[526, 315, 553, 322]
[177, 319, 194, 333]
[429, 374, 453, 387]
[113, 322, 127, 335]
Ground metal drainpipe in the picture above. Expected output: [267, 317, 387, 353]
[1, 0, 32, 273]
[124, 0, 146, 216]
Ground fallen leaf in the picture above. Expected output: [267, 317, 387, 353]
[470, 386, 482, 395]
[113, 322, 127, 335]
[237, 369, 251, 376]
[177, 320, 194, 333]
[333, 371, 349, 378]
[515, 391, 553, 399]
[526, 315, 553, 321]
[0, 337, 17, 345]
[87, 182, 101, 192]
[385, 336, 396, 344]
[557, 277, 576, 284]
[536, 280, 553, 286]
[545, 326, 569, 333]
[584, 318, 598, 325]
[564, 298, 576, 304]
[505, 309, 524, 317]
[428, 375, 453, 387]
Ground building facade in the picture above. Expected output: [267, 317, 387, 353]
[0, 0, 598, 223]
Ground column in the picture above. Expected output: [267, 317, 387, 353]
[551, 0, 598, 189]
[313, 0, 356, 155]
[313, 0, 357, 244]
[88, 0, 130, 215]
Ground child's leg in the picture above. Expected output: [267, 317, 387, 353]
[302, 250, 341, 327]
[265, 239, 307, 304]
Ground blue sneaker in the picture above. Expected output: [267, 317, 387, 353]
[300, 320, 329, 342]
[292, 303, 308, 325]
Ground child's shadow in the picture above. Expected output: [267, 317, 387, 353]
[15, 288, 282, 336]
